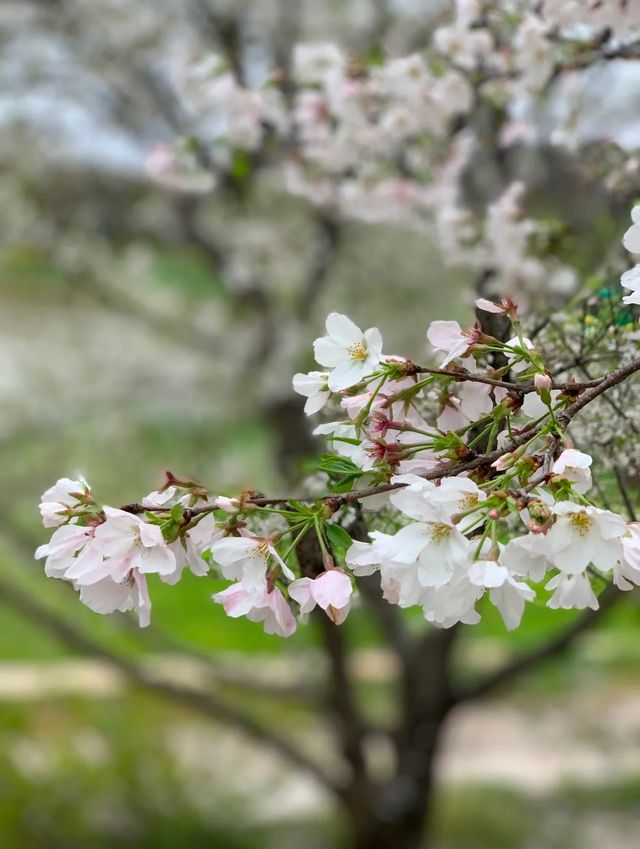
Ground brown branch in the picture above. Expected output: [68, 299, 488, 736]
[455, 584, 622, 703]
[119, 355, 640, 515]
[0, 574, 337, 791]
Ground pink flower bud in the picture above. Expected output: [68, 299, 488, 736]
[534, 373, 552, 393]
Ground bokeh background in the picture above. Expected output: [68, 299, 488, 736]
[2, 2, 640, 848]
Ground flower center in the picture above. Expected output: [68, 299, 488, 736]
[458, 494, 479, 511]
[253, 542, 270, 558]
[347, 341, 368, 361]
[569, 512, 592, 536]
[430, 522, 452, 542]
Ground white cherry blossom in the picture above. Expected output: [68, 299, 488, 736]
[313, 313, 384, 392]
[545, 503, 626, 575]
[292, 370, 331, 415]
[551, 449, 592, 494]
[468, 557, 535, 630]
[39, 477, 89, 528]
[210, 535, 294, 596]
[78, 571, 152, 628]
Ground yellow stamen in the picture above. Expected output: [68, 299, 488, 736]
[569, 512, 592, 536]
[347, 341, 368, 361]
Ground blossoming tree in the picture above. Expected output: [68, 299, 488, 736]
[29, 2, 640, 848]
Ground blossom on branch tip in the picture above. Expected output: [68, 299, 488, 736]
[313, 313, 384, 392]
[289, 570, 353, 624]
[39, 477, 90, 528]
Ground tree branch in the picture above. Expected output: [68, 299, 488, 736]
[122, 353, 640, 517]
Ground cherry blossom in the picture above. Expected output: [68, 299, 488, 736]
[213, 581, 296, 637]
[210, 535, 294, 596]
[39, 477, 89, 528]
[426, 321, 476, 367]
[35, 523, 97, 579]
[63, 507, 176, 585]
[289, 570, 353, 624]
[551, 449, 593, 494]
[468, 557, 535, 630]
[545, 503, 626, 575]
[292, 370, 331, 415]
[79, 571, 152, 628]
[313, 313, 384, 391]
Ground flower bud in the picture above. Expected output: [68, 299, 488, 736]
[527, 500, 551, 525]
[534, 372, 552, 404]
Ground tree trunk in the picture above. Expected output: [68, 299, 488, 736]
[344, 713, 444, 849]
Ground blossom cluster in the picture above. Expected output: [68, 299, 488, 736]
[148, 1, 640, 303]
[34, 204, 640, 636]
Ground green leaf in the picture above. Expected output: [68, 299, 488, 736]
[325, 523, 354, 558]
[170, 503, 185, 522]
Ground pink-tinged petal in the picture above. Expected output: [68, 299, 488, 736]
[325, 601, 350, 624]
[213, 583, 255, 617]
[131, 544, 176, 576]
[78, 577, 133, 616]
[325, 312, 362, 345]
[426, 320, 463, 350]
[133, 572, 152, 628]
[267, 545, 296, 581]
[312, 570, 353, 610]
[460, 381, 492, 419]
[288, 577, 315, 613]
[475, 298, 503, 314]
[102, 506, 135, 522]
[263, 588, 297, 637]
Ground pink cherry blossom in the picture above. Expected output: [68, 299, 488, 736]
[213, 581, 296, 637]
[426, 320, 474, 367]
[289, 570, 353, 624]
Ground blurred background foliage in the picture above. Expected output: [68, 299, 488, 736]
[2, 0, 640, 847]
